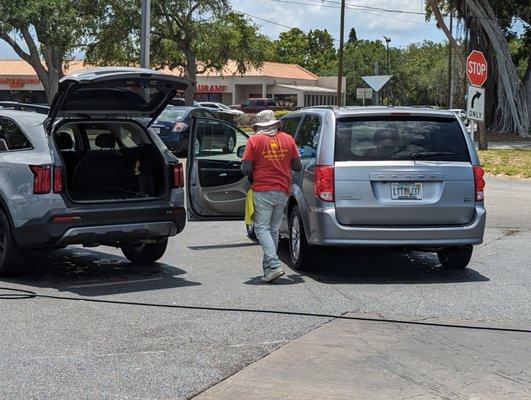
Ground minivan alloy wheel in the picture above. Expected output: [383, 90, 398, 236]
[194, 138, 201, 155]
[290, 215, 301, 263]
[224, 135, 235, 153]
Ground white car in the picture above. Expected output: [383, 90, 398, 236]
[198, 102, 244, 115]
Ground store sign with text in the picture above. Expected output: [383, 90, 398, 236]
[196, 84, 226, 93]
[0, 77, 41, 89]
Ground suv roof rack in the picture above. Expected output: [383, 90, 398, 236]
[0, 101, 49, 115]
[300, 105, 339, 110]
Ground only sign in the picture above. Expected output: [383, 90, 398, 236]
[467, 50, 488, 87]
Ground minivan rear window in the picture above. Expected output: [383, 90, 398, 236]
[335, 116, 470, 162]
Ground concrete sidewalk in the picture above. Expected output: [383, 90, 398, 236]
[194, 314, 530, 400]
[477, 141, 531, 150]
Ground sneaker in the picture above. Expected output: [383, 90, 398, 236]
[261, 267, 285, 283]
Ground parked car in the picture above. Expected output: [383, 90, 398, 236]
[0, 67, 191, 275]
[231, 98, 278, 113]
[198, 101, 244, 115]
[185, 106, 486, 270]
[151, 106, 237, 155]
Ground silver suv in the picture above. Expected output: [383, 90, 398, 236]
[184, 107, 486, 270]
[0, 68, 190, 275]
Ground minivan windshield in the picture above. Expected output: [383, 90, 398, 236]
[335, 116, 470, 162]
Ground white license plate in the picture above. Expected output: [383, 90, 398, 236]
[151, 127, 161, 134]
[391, 182, 423, 200]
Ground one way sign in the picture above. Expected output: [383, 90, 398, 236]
[467, 85, 485, 122]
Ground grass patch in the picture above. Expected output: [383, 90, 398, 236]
[478, 149, 531, 178]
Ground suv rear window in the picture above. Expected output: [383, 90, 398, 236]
[335, 116, 470, 162]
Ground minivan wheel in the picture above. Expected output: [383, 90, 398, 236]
[437, 245, 473, 269]
[245, 222, 258, 242]
[0, 210, 20, 276]
[223, 134, 236, 153]
[194, 137, 201, 155]
[289, 206, 314, 270]
[121, 238, 168, 264]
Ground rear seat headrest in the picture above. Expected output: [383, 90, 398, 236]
[56, 131, 74, 150]
[95, 133, 116, 149]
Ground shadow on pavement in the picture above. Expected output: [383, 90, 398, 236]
[188, 242, 259, 251]
[278, 243, 489, 285]
[244, 274, 305, 285]
[1, 247, 201, 296]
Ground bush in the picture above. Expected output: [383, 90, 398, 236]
[274, 109, 292, 119]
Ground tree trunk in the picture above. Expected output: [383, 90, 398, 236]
[183, 50, 197, 105]
[525, 57, 531, 129]
[427, 0, 465, 66]
[465, 0, 529, 137]
[478, 122, 488, 149]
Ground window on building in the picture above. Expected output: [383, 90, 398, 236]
[296, 114, 321, 159]
[0, 118, 32, 151]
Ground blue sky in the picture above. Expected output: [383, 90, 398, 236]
[0, 0, 454, 58]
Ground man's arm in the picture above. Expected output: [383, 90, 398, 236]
[241, 160, 253, 177]
[291, 157, 302, 172]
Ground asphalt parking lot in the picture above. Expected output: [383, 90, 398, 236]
[0, 177, 529, 399]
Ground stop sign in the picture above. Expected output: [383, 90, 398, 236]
[467, 50, 488, 87]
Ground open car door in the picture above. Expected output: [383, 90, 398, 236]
[186, 116, 249, 221]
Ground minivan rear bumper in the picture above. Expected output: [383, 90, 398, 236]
[308, 205, 486, 247]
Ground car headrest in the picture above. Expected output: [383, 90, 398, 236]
[95, 133, 116, 149]
[56, 132, 74, 150]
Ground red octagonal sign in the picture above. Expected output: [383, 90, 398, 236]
[467, 50, 488, 87]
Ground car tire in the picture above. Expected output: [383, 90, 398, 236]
[121, 238, 168, 264]
[223, 134, 236, 154]
[0, 210, 21, 276]
[437, 245, 473, 269]
[246, 222, 258, 242]
[288, 205, 315, 270]
[194, 137, 202, 155]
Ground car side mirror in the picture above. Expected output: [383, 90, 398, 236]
[237, 145, 246, 158]
[0, 139, 9, 151]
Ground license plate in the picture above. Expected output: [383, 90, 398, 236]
[151, 127, 161, 134]
[391, 182, 423, 200]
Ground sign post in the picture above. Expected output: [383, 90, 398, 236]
[356, 88, 373, 106]
[466, 50, 488, 148]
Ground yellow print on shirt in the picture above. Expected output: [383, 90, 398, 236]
[262, 137, 289, 160]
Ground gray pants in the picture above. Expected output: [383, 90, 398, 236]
[253, 190, 288, 272]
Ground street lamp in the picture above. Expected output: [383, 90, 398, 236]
[383, 36, 391, 105]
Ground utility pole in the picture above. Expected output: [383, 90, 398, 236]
[140, 0, 151, 68]
[447, 11, 453, 108]
[373, 61, 379, 105]
[336, 0, 346, 106]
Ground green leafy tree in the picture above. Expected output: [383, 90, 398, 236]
[87, 1, 272, 103]
[273, 28, 310, 67]
[0, 0, 99, 103]
[348, 28, 358, 43]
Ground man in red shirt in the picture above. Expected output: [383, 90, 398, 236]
[242, 110, 302, 283]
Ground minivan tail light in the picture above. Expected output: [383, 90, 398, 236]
[172, 164, 184, 188]
[53, 166, 63, 193]
[314, 166, 334, 202]
[29, 165, 51, 194]
[473, 166, 485, 201]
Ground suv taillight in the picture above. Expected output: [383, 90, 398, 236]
[314, 166, 334, 202]
[172, 122, 188, 132]
[171, 164, 184, 188]
[473, 166, 485, 201]
[53, 166, 63, 193]
[29, 165, 51, 194]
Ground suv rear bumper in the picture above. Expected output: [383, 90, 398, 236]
[12, 204, 186, 249]
[308, 205, 486, 247]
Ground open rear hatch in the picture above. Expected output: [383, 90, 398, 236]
[45, 67, 192, 130]
[48, 67, 192, 203]
[334, 114, 476, 226]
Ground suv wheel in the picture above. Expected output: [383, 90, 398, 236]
[437, 246, 473, 269]
[245, 222, 258, 242]
[289, 206, 314, 270]
[194, 137, 202, 155]
[121, 238, 168, 264]
[223, 134, 236, 153]
[0, 210, 20, 275]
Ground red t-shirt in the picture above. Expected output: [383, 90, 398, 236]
[242, 131, 300, 193]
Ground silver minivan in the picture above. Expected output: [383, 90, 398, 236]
[186, 106, 486, 270]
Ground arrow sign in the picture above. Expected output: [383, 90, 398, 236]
[361, 75, 392, 92]
[467, 85, 485, 122]
[471, 91, 482, 108]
